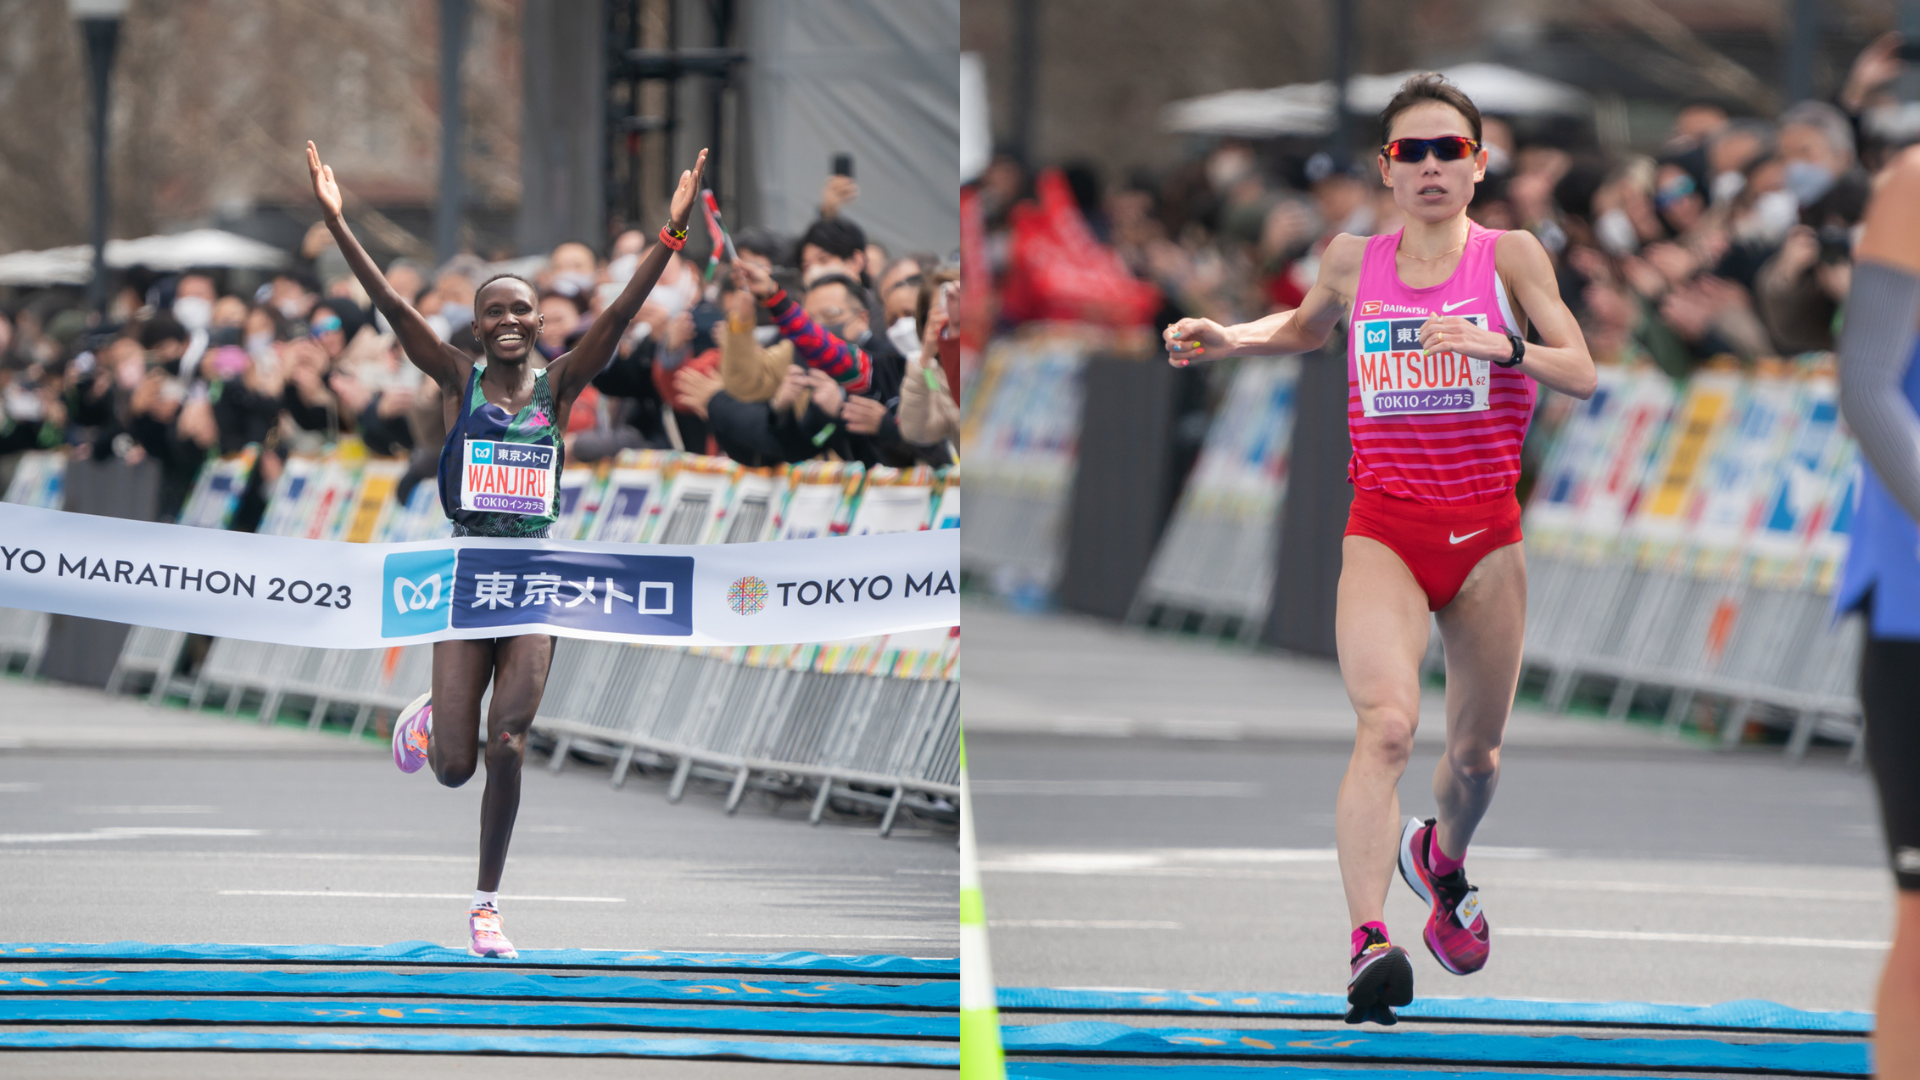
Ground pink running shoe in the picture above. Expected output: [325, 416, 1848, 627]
[468, 905, 517, 959]
[1398, 817, 1490, 975]
[391, 692, 432, 774]
[1345, 924, 1411, 1025]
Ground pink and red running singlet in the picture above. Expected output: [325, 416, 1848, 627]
[1341, 222, 1533, 609]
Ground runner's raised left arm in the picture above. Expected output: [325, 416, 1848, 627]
[550, 148, 708, 402]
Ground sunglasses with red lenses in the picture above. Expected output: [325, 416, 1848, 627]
[1381, 136, 1480, 163]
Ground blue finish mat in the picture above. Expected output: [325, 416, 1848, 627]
[1010, 1065, 1652, 1080]
[0, 941, 956, 978]
[0, 1028, 959, 1065]
[1000, 1021, 1868, 1076]
[0, 998, 957, 1039]
[0, 970, 956, 1010]
[997, 986, 1874, 1035]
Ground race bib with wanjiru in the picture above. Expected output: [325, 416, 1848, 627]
[1356, 315, 1491, 417]
[461, 440, 556, 516]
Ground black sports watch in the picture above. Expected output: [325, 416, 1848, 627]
[1494, 329, 1525, 368]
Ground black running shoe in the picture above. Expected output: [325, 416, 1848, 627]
[1344, 924, 1412, 1025]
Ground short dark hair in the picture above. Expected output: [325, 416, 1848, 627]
[476, 273, 537, 303]
[139, 313, 188, 348]
[805, 273, 870, 311]
[1379, 72, 1482, 147]
[734, 227, 789, 267]
[799, 217, 866, 261]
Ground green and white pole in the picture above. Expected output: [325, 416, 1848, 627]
[958, 729, 1007, 1078]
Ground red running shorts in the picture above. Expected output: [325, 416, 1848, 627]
[1343, 486, 1523, 612]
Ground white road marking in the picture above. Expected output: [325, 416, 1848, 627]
[981, 847, 1553, 875]
[217, 890, 624, 902]
[72, 805, 215, 815]
[0, 827, 261, 844]
[0, 850, 471, 863]
[0, 782, 41, 793]
[971, 780, 1263, 797]
[699, 933, 945, 941]
[1502, 927, 1888, 950]
[1509, 879, 1881, 902]
[991, 919, 1183, 930]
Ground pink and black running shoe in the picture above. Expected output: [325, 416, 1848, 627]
[1345, 924, 1412, 1025]
[392, 692, 432, 774]
[1398, 817, 1490, 975]
[468, 905, 517, 959]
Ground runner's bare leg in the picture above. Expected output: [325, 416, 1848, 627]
[1334, 536, 1432, 927]
[1430, 542, 1526, 860]
[428, 638, 495, 788]
[476, 633, 555, 893]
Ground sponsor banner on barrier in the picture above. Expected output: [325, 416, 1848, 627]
[0, 502, 957, 650]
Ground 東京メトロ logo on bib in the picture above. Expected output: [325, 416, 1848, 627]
[382, 549, 458, 637]
[1354, 315, 1491, 417]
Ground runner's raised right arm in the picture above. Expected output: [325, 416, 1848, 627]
[307, 141, 468, 391]
[1164, 234, 1365, 363]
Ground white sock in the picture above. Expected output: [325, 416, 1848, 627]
[472, 890, 497, 911]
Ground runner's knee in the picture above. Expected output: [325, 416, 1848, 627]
[434, 751, 477, 788]
[1446, 741, 1500, 785]
[1355, 707, 1418, 765]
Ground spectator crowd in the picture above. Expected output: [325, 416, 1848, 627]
[0, 173, 961, 531]
[972, 34, 1920, 397]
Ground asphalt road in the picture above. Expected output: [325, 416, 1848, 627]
[966, 604, 1892, 1014]
[0, 677, 956, 1078]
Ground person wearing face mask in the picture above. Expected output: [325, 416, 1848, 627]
[881, 265, 928, 363]
[1757, 102, 1872, 354]
[169, 272, 218, 382]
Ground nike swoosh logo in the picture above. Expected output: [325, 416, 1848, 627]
[1441, 298, 1476, 313]
[1448, 528, 1488, 545]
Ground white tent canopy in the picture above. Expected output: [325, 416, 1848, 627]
[1163, 62, 1591, 138]
[0, 228, 292, 287]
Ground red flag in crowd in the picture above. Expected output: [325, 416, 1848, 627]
[1000, 168, 1161, 328]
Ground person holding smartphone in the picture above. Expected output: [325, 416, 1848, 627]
[1164, 73, 1595, 1023]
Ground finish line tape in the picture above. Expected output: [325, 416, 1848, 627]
[0, 502, 958, 648]
[995, 986, 1872, 1034]
[0, 970, 957, 1011]
[0, 998, 956, 1039]
[0, 1028, 958, 1065]
[999, 1021, 1867, 1075]
[0, 941, 957, 978]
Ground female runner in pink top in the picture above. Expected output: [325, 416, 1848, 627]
[1166, 74, 1595, 1023]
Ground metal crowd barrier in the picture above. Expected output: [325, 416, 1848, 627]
[102, 631, 956, 835]
[1520, 552, 1864, 765]
[0, 607, 49, 677]
[535, 639, 959, 837]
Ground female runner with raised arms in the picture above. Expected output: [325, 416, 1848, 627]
[308, 140, 707, 958]
[1164, 74, 1595, 1022]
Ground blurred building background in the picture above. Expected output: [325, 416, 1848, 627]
[0, 0, 959, 264]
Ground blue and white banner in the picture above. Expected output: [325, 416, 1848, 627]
[0, 503, 958, 649]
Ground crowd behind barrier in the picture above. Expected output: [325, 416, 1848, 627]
[3, 447, 961, 831]
[960, 33, 1920, 756]
[964, 329, 1864, 756]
